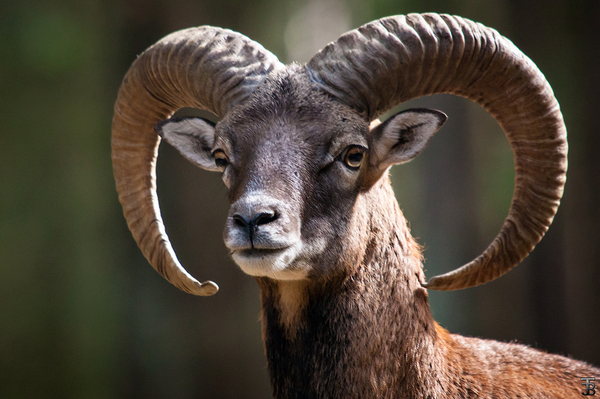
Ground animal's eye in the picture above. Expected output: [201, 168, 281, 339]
[343, 146, 365, 169]
[213, 150, 229, 171]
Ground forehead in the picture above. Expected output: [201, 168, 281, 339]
[215, 69, 368, 151]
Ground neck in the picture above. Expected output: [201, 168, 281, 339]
[256, 181, 446, 399]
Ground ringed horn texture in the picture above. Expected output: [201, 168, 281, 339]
[111, 27, 283, 295]
[112, 13, 567, 294]
[307, 13, 567, 290]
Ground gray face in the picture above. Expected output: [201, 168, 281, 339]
[156, 68, 446, 281]
[214, 76, 371, 280]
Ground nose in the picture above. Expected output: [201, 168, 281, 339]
[233, 210, 279, 229]
[233, 210, 279, 246]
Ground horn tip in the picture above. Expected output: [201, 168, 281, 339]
[421, 275, 471, 291]
[421, 278, 446, 291]
[194, 280, 219, 296]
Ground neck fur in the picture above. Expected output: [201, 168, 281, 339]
[256, 179, 445, 398]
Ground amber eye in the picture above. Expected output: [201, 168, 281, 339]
[213, 150, 229, 171]
[343, 146, 365, 169]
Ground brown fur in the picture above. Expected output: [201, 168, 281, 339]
[257, 178, 598, 398]
[217, 70, 600, 395]
[162, 66, 599, 398]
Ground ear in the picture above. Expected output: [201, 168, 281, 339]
[370, 108, 447, 168]
[154, 116, 219, 171]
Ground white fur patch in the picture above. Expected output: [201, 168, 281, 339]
[231, 243, 309, 280]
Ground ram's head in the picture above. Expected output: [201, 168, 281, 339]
[112, 14, 567, 295]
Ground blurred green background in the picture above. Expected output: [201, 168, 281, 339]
[1, 0, 599, 397]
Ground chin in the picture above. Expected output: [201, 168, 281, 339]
[231, 245, 309, 280]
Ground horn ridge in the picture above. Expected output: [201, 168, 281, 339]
[112, 27, 283, 296]
[307, 13, 567, 290]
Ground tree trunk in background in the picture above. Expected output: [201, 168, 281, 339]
[506, 0, 600, 365]
[114, 2, 275, 398]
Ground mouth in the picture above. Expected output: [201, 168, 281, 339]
[230, 244, 307, 280]
[235, 247, 289, 258]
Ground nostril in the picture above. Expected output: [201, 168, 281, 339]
[233, 214, 249, 228]
[254, 211, 278, 226]
[232, 210, 279, 234]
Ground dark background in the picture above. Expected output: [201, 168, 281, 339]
[1, 0, 599, 397]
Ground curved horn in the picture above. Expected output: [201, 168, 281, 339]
[307, 14, 567, 290]
[112, 27, 283, 295]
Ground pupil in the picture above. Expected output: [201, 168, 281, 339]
[215, 155, 227, 167]
[348, 151, 363, 164]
